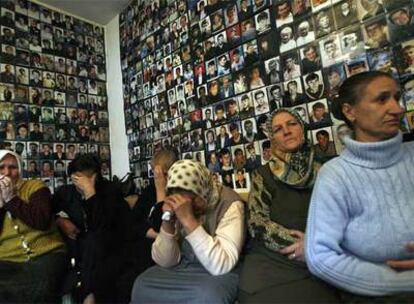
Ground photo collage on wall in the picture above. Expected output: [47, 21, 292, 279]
[119, 0, 414, 192]
[0, 0, 110, 192]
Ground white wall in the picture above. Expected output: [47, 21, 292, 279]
[106, 15, 130, 178]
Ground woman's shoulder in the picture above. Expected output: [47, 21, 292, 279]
[403, 141, 414, 156]
[20, 179, 48, 192]
[317, 156, 351, 181]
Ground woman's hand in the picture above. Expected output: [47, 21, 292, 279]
[72, 174, 96, 200]
[279, 230, 305, 262]
[165, 194, 200, 234]
[0, 175, 16, 203]
[154, 165, 167, 202]
[56, 217, 80, 240]
[387, 242, 414, 270]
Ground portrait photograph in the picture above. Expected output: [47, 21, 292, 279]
[0, 82, 14, 101]
[244, 141, 261, 172]
[226, 23, 242, 47]
[264, 56, 281, 84]
[241, 18, 257, 42]
[332, 123, 352, 154]
[300, 43, 322, 74]
[238, 92, 255, 119]
[257, 31, 278, 59]
[275, 1, 294, 28]
[230, 46, 245, 72]
[339, 26, 365, 58]
[319, 34, 342, 67]
[293, 104, 310, 124]
[267, 84, 284, 110]
[313, 8, 336, 38]
[367, 47, 398, 78]
[387, 6, 414, 44]
[259, 138, 271, 164]
[225, 4, 239, 27]
[324, 62, 346, 96]
[282, 50, 301, 81]
[307, 98, 332, 128]
[283, 77, 306, 106]
[303, 70, 327, 100]
[255, 8, 271, 35]
[402, 76, 414, 111]
[279, 24, 296, 53]
[252, 87, 270, 115]
[333, 0, 358, 29]
[295, 19, 315, 47]
[362, 15, 390, 49]
[311, 126, 337, 163]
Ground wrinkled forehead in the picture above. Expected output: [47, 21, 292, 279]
[0, 154, 17, 164]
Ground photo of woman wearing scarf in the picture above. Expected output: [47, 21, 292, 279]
[131, 159, 245, 303]
[0, 150, 66, 302]
[238, 108, 340, 303]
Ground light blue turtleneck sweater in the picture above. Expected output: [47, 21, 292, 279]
[305, 132, 414, 296]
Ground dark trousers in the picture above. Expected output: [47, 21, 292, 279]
[0, 251, 67, 303]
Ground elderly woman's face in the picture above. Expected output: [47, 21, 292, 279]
[271, 112, 304, 153]
[0, 154, 19, 183]
[343, 77, 404, 142]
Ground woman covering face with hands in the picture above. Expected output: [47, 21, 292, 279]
[53, 154, 134, 303]
[0, 150, 65, 303]
[132, 159, 245, 304]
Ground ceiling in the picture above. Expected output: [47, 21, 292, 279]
[36, 0, 131, 25]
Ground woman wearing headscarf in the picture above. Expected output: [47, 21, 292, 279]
[238, 108, 340, 303]
[0, 150, 66, 302]
[131, 159, 245, 304]
[306, 71, 414, 301]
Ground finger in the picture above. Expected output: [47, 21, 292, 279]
[289, 230, 305, 239]
[279, 243, 298, 255]
[154, 166, 163, 177]
[386, 260, 414, 269]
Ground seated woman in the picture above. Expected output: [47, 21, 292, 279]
[54, 154, 133, 303]
[131, 159, 245, 304]
[0, 150, 66, 302]
[239, 108, 340, 303]
[306, 71, 414, 301]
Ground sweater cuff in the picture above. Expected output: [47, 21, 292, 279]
[185, 225, 209, 249]
[159, 226, 176, 238]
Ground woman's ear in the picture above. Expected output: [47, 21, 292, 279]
[341, 103, 355, 124]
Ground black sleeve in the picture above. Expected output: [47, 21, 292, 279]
[148, 202, 163, 233]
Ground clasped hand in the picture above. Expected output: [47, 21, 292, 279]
[163, 194, 199, 234]
[72, 174, 96, 200]
[0, 175, 16, 206]
[386, 242, 414, 270]
[279, 230, 305, 262]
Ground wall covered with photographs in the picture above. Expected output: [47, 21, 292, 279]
[0, 0, 110, 192]
[119, 0, 414, 191]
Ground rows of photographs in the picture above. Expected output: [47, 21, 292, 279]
[119, 0, 414, 192]
[0, 0, 110, 192]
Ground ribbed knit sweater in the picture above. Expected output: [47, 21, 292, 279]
[305, 132, 414, 296]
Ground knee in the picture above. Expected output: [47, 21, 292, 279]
[130, 274, 145, 304]
[196, 278, 238, 304]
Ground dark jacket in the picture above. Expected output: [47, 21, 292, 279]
[53, 180, 135, 302]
